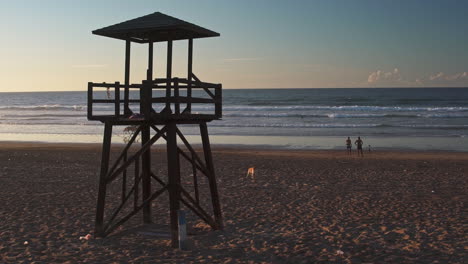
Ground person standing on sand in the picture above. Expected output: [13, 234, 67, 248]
[355, 136, 364, 157]
[346, 137, 352, 155]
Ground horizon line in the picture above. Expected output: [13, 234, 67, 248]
[1, 86, 468, 93]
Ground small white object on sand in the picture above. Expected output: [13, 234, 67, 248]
[80, 234, 92, 241]
[23, 241, 29, 245]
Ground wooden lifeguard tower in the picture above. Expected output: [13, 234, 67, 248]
[87, 12, 223, 247]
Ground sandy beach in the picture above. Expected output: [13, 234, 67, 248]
[0, 142, 466, 263]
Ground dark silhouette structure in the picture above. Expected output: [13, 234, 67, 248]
[87, 12, 223, 247]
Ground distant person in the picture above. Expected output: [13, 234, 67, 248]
[346, 137, 352, 154]
[355, 137, 364, 157]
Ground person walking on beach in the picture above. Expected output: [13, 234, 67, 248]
[355, 137, 364, 157]
[346, 137, 352, 155]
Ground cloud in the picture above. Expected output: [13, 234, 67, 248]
[429, 72, 444, 81]
[446, 72, 468, 81]
[429, 72, 468, 81]
[367, 68, 402, 84]
[366, 68, 468, 87]
[72, 64, 107, 68]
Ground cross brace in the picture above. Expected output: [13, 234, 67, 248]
[94, 121, 223, 248]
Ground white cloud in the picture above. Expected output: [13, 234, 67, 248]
[366, 69, 468, 87]
[427, 71, 468, 83]
[429, 72, 444, 81]
[446, 72, 468, 81]
[367, 68, 402, 84]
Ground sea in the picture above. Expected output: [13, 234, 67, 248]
[0, 88, 467, 151]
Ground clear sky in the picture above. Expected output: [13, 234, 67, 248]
[1, 0, 467, 92]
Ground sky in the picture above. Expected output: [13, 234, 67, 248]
[0, 0, 467, 92]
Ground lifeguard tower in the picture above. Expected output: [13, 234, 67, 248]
[87, 12, 223, 247]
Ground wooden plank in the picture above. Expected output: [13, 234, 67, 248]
[104, 169, 143, 233]
[90, 83, 115, 88]
[140, 81, 152, 118]
[150, 125, 209, 177]
[107, 125, 142, 177]
[104, 186, 168, 237]
[95, 122, 112, 237]
[115, 82, 120, 117]
[175, 127, 210, 176]
[166, 40, 173, 110]
[87, 82, 93, 119]
[147, 41, 153, 81]
[191, 152, 200, 204]
[141, 124, 152, 224]
[179, 196, 213, 228]
[200, 122, 223, 229]
[93, 99, 119, 103]
[187, 38, 193, 112]
[150, 172, 166, 186]
[134, 156, 139, 210]
[151, 97, 214, 104]
[124, 40, 131, 115]
[107, 126, 167, 183]
[215, 85, 222, 118]
[191, 74, 215, 99]
[180, 188, 217, 228]
[122, 151, 127, 204]
[174, 79, 180, 114]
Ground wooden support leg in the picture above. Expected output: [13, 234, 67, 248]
[122, 151, 127, 204]
[167, 122, 181, 248]
[134, 156, 140, 210]
[141, 124, 152, 223]
[95, 122, 112, 237]
[191, 152, 200, 204]
[200, 122, 223, 229]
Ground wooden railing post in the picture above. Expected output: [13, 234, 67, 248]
[140, 80, 152, 119]
[115, 82, 120, 117]
[87, 82, 93, 119]
[166, 40, 173, 111]
[124, 40, 131, 115]
[174, 78, 180, 115]
[187, 38, 193, 113]
[215, 84, 222, 118]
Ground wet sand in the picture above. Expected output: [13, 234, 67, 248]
[0, 142, 466, 263]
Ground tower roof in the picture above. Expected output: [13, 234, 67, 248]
[92, 12, 220, 43]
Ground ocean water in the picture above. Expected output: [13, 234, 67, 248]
[0, 88, 467, 151]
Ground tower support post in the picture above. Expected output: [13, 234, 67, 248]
[167, 122, 181, 247]
[95, 122, 113, 237]
[141, 123, 152, 223]
[200, 122, 223, 229]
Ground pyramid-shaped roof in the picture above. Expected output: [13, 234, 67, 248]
[93, 12, 220, 43]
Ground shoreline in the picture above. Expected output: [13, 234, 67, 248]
[1, 141, 468, 160]
[1, 133, 467, 153]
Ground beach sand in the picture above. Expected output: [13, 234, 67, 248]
[0, 142, 466, 263]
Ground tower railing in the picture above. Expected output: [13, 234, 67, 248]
[88, 76, 222, 122]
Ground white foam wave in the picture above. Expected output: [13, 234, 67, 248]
[0, 105, 86, 111]
[211, 123, 380, 128]
[220, 105, 468, 112]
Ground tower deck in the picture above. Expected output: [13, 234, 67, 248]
[88, 77, 222, 124]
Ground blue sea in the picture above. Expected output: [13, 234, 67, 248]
[0, 88, 467, 151]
